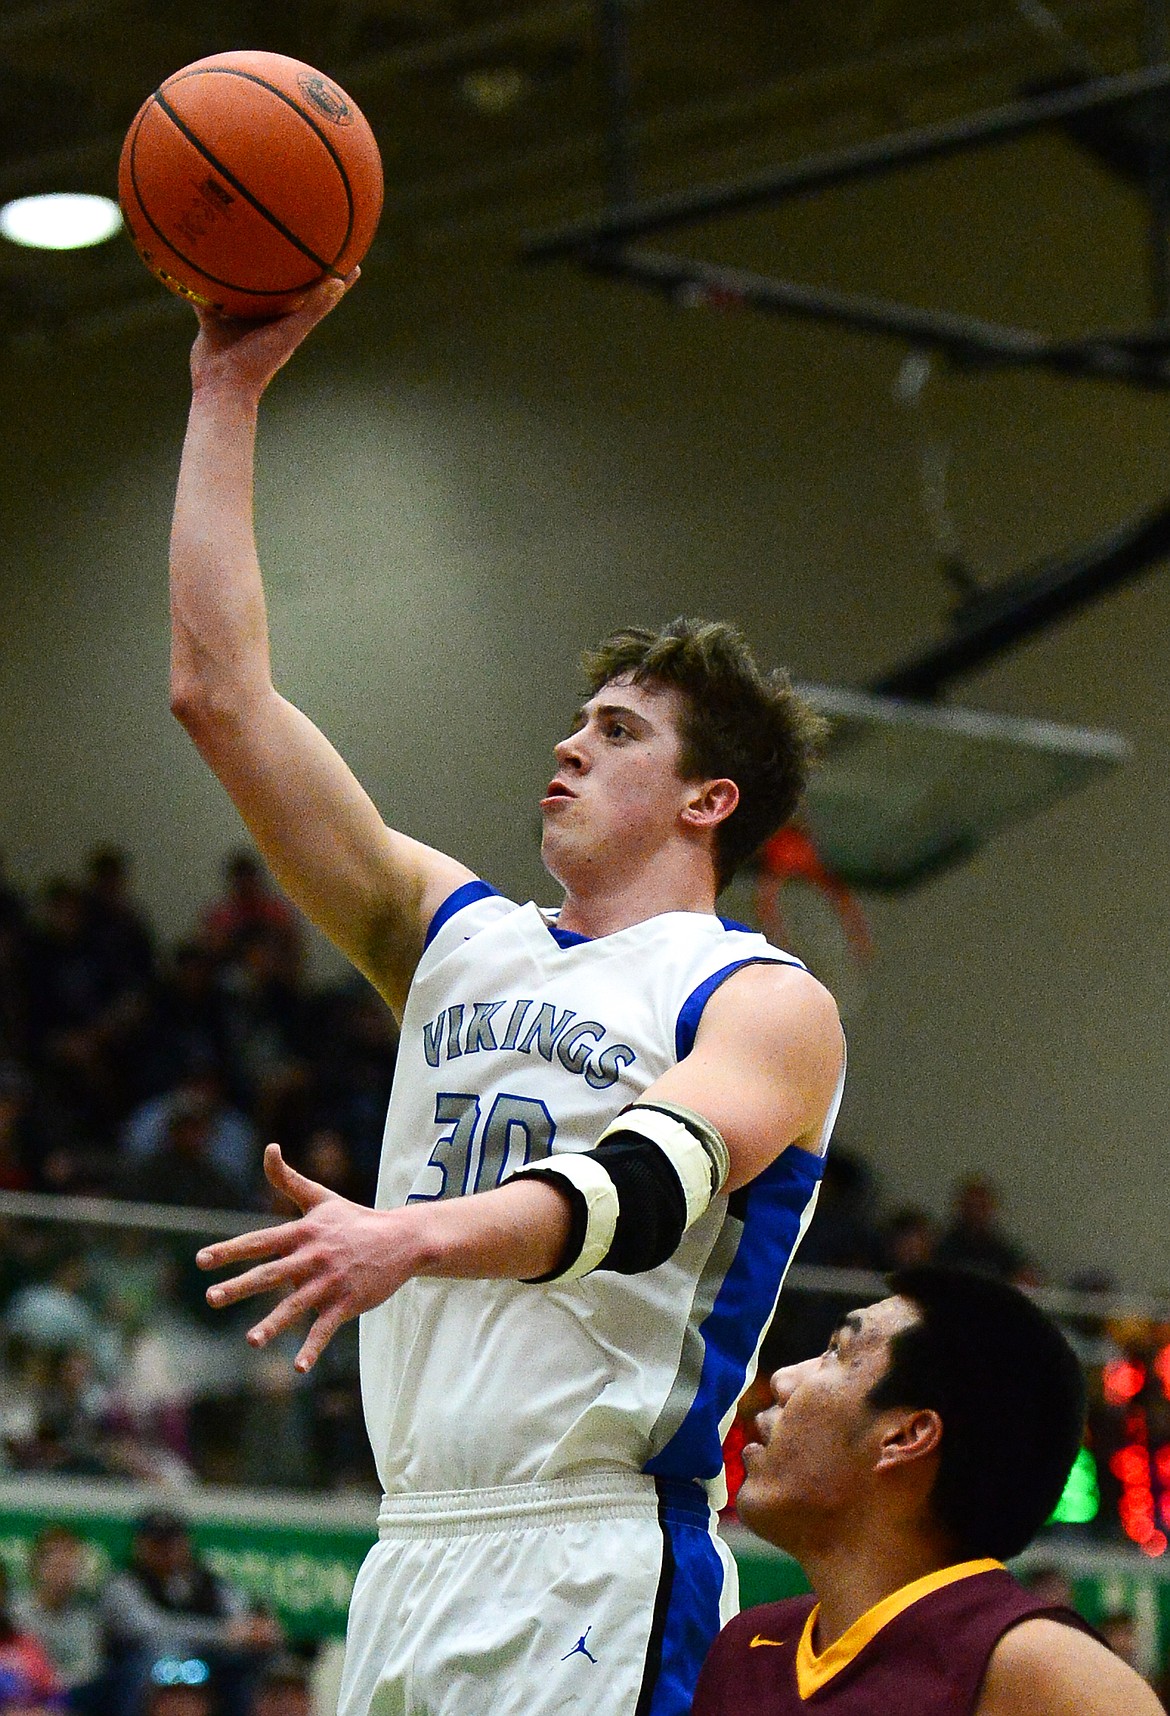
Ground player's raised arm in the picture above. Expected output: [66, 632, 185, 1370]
[169, 278, 473, 1017]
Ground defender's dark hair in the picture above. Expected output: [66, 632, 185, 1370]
[869, 1266, 1086, 1562]
[582, 618, 827, 889]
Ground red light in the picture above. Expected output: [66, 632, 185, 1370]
[1104, 1359, 1147, 1405]
[1120, 1491, 1156, 1539]
[1111, 1446, 1151, 1486]
[1155, 1446, 1170, 1487]
[1141, 1531, 1168, 1558]
[1155, 1346, 1170, 1399]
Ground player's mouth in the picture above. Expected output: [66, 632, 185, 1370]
[541, 779, 577, 809]
[745, 1407, 777, 1455]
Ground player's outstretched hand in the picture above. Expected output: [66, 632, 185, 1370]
[196, 1140, 410, 1373]
[188, 267, 359, 402]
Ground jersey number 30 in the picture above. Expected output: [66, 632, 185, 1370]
[407, 1092, 556, 1203]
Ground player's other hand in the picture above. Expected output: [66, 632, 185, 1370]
[188, 267, 359, 401]
[196, 1138, 411, 1373]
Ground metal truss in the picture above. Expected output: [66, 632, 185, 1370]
[521, 6, 1170, 697]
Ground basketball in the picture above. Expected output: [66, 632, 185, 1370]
[117, 50, 383, 318]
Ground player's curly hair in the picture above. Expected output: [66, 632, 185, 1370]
[582, 618, 827, 890]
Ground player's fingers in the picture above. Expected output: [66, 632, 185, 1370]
[245, 1278, 326, 1351]
[195, 1218, 295, 1273]
[264, 1142, 331, 1211]
[279, 273, 349, 323]
[293, 1303, 349, 1374]
[204, 1253, 307, 1310]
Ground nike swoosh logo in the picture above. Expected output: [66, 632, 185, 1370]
[749, 1636, 786, 1649]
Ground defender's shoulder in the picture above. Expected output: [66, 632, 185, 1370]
[978, 1616, 1164, 1716]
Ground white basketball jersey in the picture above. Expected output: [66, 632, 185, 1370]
[360, 881, 844, 1504]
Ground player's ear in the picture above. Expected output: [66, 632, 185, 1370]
[873, 1408, 943, 1472]
[681, 777, 739, 831]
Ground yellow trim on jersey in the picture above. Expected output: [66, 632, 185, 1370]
[794, 1558, 1003, 1701]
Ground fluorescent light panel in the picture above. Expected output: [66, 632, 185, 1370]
[0, 193, 123, 250]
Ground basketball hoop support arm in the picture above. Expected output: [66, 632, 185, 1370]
[524, 62, 1170, 259]
[870, 493, 1170, 699]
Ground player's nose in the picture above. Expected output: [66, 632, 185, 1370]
[554, 731, 589, 772]
[768, 1359, 811, 1407]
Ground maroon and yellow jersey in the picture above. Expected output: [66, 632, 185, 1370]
[690, 1559, 1100, 1715]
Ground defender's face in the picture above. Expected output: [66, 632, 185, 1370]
[737, 1295, 921, 1554]
[540, 676, 697, 883]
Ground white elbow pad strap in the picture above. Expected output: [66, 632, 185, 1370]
[597, 1101, 730, 1230]
[516, 1152, 620, 1282]
[514, 1101, 728, 1284]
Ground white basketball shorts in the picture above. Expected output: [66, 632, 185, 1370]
[336, 1470, 738, 1716]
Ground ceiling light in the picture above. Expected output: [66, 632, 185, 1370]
[459, 66, 530, 114]
[0, 192, 123, 251]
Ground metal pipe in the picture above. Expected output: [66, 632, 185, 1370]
[582, 246, 1170, 385]
[597, 0, 635, 209]
[871, 495, 1170, 698]
[581, 244, 1048, 353]
[1142, 0, 1170, 316]
[523, 61, 1170, 257]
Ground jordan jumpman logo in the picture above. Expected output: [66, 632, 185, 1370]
[562, 1626, 598, 1664]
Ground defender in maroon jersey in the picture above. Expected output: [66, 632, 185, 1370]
[692, 1268, 1162, 1716]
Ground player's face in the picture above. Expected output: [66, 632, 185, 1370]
[736, 1295, 921, 1554]
[540, 676, 702, 883]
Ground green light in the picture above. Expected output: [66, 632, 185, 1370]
[1049, 1446, 1100, 1525]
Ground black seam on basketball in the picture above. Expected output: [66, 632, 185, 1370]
[127, 122, 321, 298]
[161, 67, 356, 262]
[152, 91, 335, 276]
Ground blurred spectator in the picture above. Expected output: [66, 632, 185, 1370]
[296, 1130, 359, 1203]
[199, 857, 301, 974]
[26, 882, 116, 1050]
[14, 1527, 104, 1707]
[797, 1146, 880, 1268]
[82, 849, 156, 999]
[134, 947, 235, 1102]
[303, 986, 396, 1197]
[0, 1065, 35, 1191]
[4, 1255, 115, 1376]
[100, 1511, 281, 1716]
[125, 1094, 250, 1212]
[878, 1206, 939, 1271]
[142, 1659, 218, 1716]
[27, 1348, 112, 1476]
[0, 856, 30, 1062]
[936, 1175, 1033, 1282]
[1016, 1563, 1075, 1608]
[250, 1656, 312, 1716]
[0, 1560, 64, 1714]
[121, 1075, 257, 1204]
[26, 879, 147, 1148]
[1098, 1609, 1143, 1676]
[0, 853, 26, 938]
[220, 930, 308, 1102]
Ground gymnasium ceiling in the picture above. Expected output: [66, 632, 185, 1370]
[0, 0, 1158, 339]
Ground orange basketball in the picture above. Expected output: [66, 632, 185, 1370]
[118, 50, 383, 319]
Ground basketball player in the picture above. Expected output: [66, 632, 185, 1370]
[692, 1267, 1161, 1715]
[169, 278, 845, 1716]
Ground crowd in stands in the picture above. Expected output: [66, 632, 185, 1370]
[0, 847, 395, 1209]
[1, 1511, 313, 1716]
[0, 845, 393, 1494]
